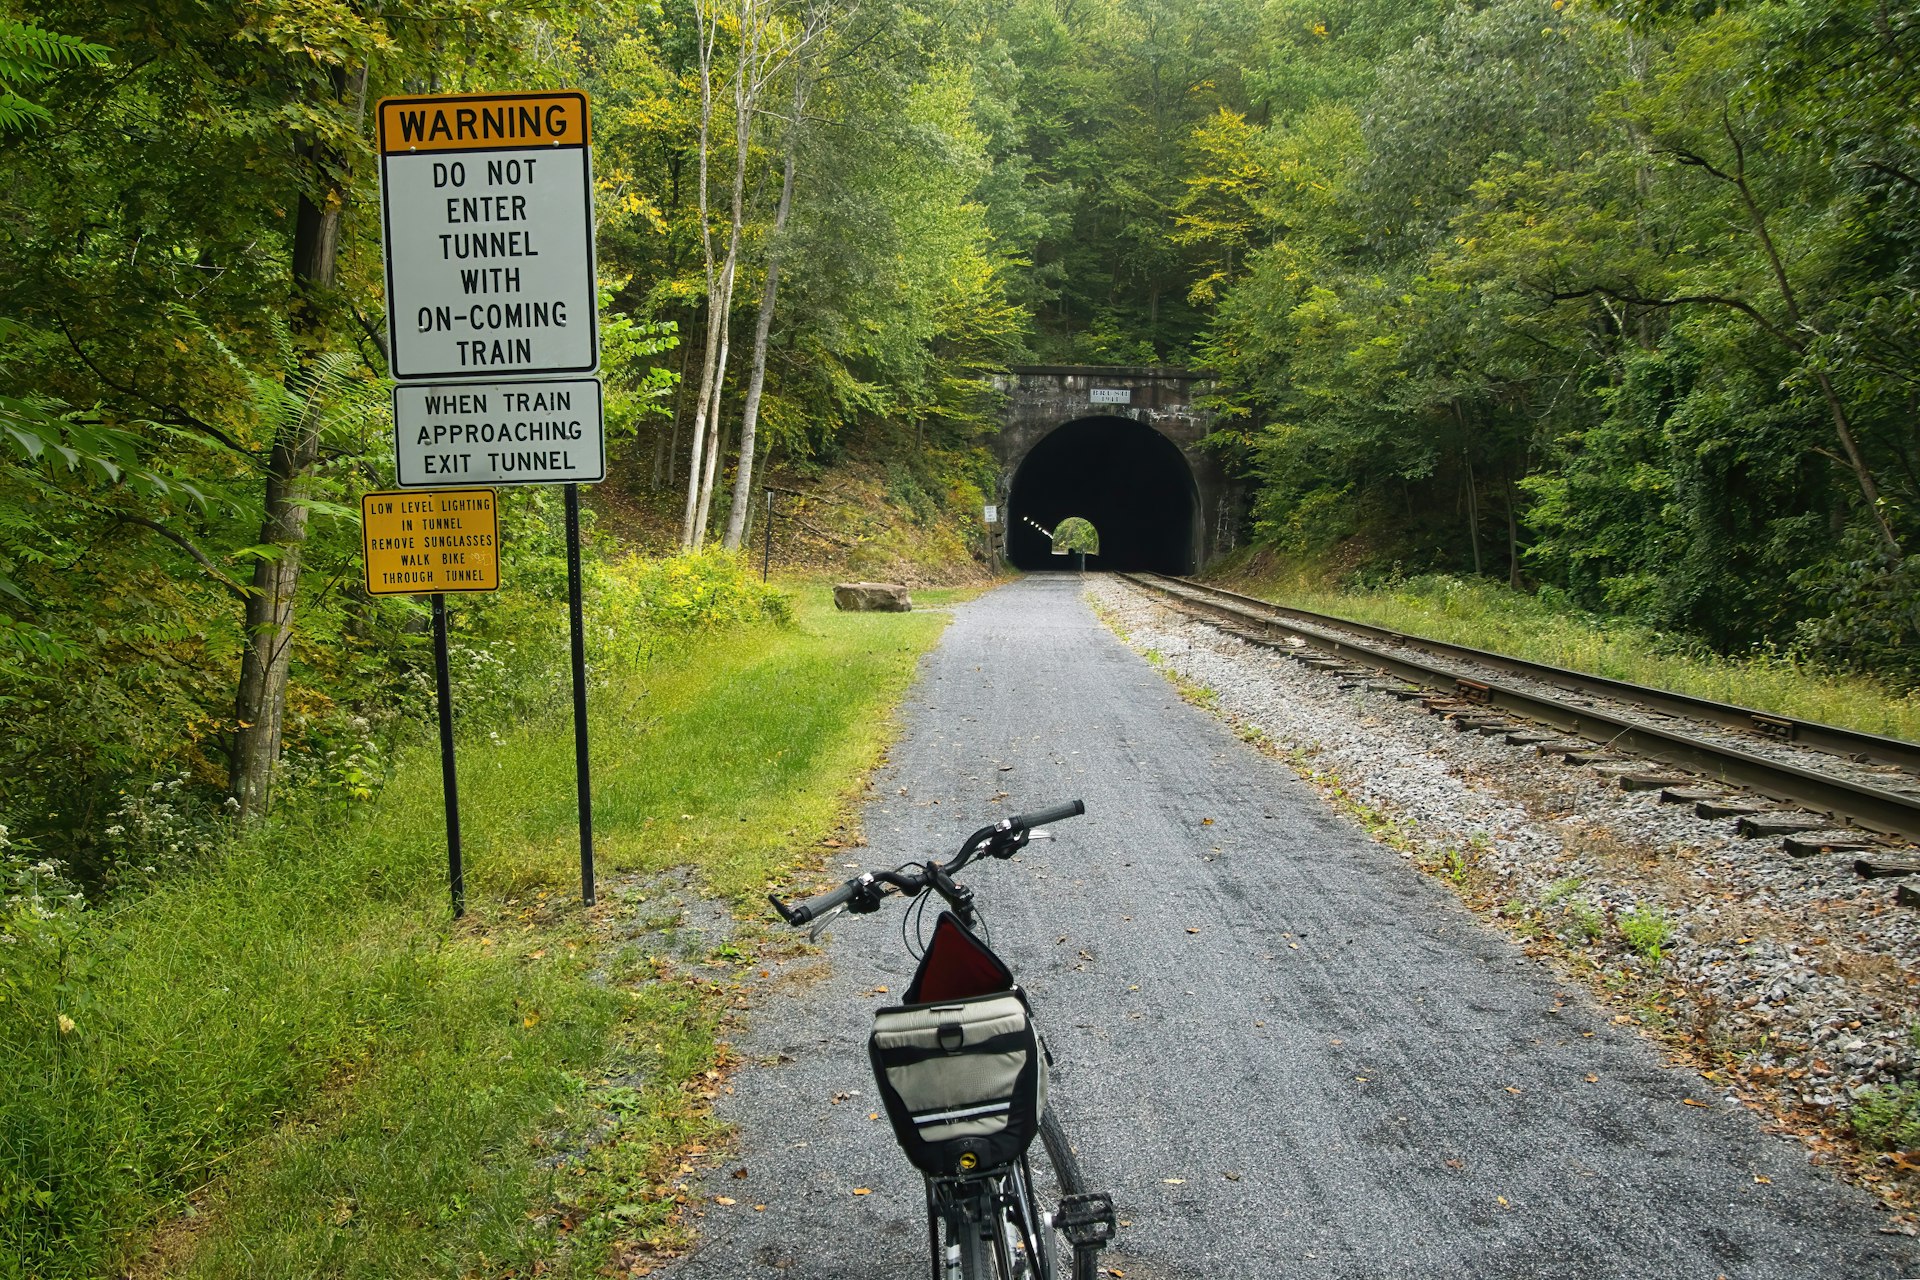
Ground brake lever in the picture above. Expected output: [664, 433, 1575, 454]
[807, 903, 849, 942]
[1028, 828, 1055, 842]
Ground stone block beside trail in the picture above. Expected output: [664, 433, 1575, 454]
[833, 582, 912, 612]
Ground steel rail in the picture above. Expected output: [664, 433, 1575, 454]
[1129, 574, 1920, 771]
[1119, 572, 1920, 842]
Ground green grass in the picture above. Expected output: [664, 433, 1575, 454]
[1216, 562, 1920, 741]
[0, 577, 951, 1279]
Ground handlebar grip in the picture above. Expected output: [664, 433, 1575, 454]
[1014, 799, 1085, 829]
[769, 877, 861, 927]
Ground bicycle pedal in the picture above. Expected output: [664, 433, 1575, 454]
[1056, 1192, 1117, 1249]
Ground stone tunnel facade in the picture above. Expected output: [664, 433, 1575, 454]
[989, 365, 1241, 574]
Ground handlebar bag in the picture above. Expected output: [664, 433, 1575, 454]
[869, 913, 1047, 1177]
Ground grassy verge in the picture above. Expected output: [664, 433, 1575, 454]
[0, 572, 954, 1279]
[1214, 557, 1920, 741]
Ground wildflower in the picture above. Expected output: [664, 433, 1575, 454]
[56, 1014, 76, 1035]
[105, 825, 125, 839]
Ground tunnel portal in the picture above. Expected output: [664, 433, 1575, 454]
[1006, 416, 1200, 573]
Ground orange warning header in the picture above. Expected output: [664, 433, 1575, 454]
[378, 91, 589, 155]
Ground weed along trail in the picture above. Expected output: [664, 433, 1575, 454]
[662, 574, 1916, 1280]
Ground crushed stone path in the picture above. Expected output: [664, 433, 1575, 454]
[655, 574, 1918, 1279]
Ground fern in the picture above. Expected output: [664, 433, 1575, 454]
[0, 17, 111, 134]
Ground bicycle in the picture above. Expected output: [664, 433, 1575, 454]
[770, 800, 1118, 1280]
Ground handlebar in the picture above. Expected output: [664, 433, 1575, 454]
[768, 799, 1085, 929]
[1013, 799, 1084, 829]
[769, 874, 867, 927]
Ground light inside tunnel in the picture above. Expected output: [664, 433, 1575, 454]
[1007, 416, 1199, 572]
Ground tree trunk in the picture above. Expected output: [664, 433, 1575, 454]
[681, 3, 723, 546]
[723, 107, 800, 550]
[230, 65, 368, 818]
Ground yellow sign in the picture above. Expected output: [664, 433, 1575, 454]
[362, 488, 500, 595]
[377, 91, 589, 156]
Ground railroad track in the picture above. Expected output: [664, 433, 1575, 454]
[1116, 572, 1920, 869]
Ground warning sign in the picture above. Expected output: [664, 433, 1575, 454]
[377, 91, 597, 382]
[362, 488, 500, 595]
[392, 378, 603, 488]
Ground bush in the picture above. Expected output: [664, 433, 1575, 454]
[613, 548, 791, 632]
[1850, 1084, 1920, 1152]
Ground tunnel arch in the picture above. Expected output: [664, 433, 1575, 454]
[1006, 415, 1201, 573]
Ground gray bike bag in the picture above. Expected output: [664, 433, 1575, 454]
[869, 987, 1048, 1177]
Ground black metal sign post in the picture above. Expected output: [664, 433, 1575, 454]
[430, 593, 466, 917]
[564, 483, 596, 906]
[365, 489, 497, 919]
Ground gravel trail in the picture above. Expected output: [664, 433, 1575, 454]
[655, 574, 1917, 1279]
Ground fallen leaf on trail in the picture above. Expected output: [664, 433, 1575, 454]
[1107, 1270, 1126, 1278]
[1255, 1020, 1266, 1027]
[714, 1196, 736, 1206]
[1754, 1175, 1771, 1184]
[868, 1112, 879, 1121]
[1289, 942, 1299, 950]
[1611, 1015, 1633, 1024]
[852, 1187, 871, 1196]
[1445, 1159, 1465, 1170]
[1496, 1196, 1510, 1208]
[1202, 817, 1214, 825]
[529, 949, 547, 960]
[1584, 1074, 1599, 1084]
[754, 1204, 766, 1211]
[1186, 927, 1200, 934]
[873, 985, 889, 994]
[999, 765, 1013, 772]
[1163, 1178, 1186, 1185]
[522, 1014, 540, 1028]
[1355, 1076, 1369, 1083]
[1223, 1171, 1241, 1181]
[1504, 1086, 1522, 1095]
[1330, 1038, 1343, 1046]
[1683, 1098, 1710, 1108]
[731, 1168, 748, 1179]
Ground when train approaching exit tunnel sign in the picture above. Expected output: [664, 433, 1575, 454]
[377, 91, 598, 382]
[362, 488, 500, 595]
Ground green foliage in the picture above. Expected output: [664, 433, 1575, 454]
[1182, 0, 1920, 677]
[1619, 906, 1673, 964]
[1849, 1084, 1920, 1153]
[614, 548, 791, 633]
[1051, 516, 1099, 554]
[0, 17, 110, 133]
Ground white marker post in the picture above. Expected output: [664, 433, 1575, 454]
[376, 90, 603, 909]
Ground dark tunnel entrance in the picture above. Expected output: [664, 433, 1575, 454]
[1006, 416, 1200, 573]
